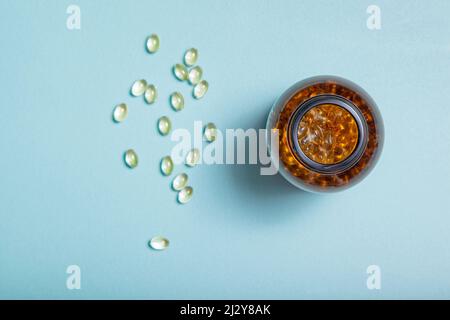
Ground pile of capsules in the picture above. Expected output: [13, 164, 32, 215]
[111, 34, 217, 251]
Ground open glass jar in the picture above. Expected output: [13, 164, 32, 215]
[266, 76, 384, 193]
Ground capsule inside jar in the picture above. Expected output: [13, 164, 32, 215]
[297, 103, 359, 165]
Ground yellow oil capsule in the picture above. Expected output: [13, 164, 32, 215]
[188, 66, 203, 85]
[124, 149, 138, 168]
[131, 79, 147, 96]
[193, 80, 208, 99]
[170, 92, 185, 111]
[178, 186, 193, 204]
[157, 116, 171, 136]
[185, 148, 200, 167]
[184, 48, 198, 66]
[173, 64, 188, 81]
[112, 103, 128, 123]
[203, 122, 217, 142]
[160, 156, 174, 176]
[149, 236, 169, 250]
[172, 173, 188, 191]
[146, 34, 160, 53]
[144, 84, 157, 104]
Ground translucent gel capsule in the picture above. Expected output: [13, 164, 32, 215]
[170, 92, 184, 111]
[188, 66, 203, 85]
[203, 123, 217, 142]
[160, 156, 174, 176]
[157, 116, 171, 136]
[172, 173, 188, 191]
[146, 34, 160, 53]
[185, 148, 200, 167]
[113, 103, 128, 123]
[149, 236, 169, 250]
[184, 48, 198, 66]
[173, 64, 188, 81]
[131, 79, 147, 96]
[124, 149, 138, 169]
[193, 80, 208, 99]
[178, 186, 193, 204]
[144, 84, 157, 104]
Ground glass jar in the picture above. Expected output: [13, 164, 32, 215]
[266, 75, 384, 193]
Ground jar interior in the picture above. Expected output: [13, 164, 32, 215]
[297, 103, 359, 165]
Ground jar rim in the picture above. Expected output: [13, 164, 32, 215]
[289, 94, 369, 174]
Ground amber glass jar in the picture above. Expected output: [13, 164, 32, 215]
[266, 76, 384, 193]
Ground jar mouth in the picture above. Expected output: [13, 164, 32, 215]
[288, 94, 369, 174]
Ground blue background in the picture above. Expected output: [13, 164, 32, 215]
[1, 0, 450, 299]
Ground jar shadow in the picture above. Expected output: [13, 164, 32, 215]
[225, 104, 319, 221]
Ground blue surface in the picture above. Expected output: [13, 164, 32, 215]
[1, 0, 450, 299]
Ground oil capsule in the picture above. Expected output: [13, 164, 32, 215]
[188, 66, 203, 85]
[203, 123, 217, 142]
[170, 92, 184, 111]
[146, 34, 160, 53]
[131, 79, 147, 97]
[172, 173, 188, 191]
[113, 103, 128, 123]
[184, 48, 198, 66]
[193, 80, 208, 99]
[124, 149, 138, 169]
[144, 84, 157, 104]
[173, 64, 188, 81]
[149, 236, 169, 250]
[160, 156, 174, 176]
[157, 116, 171, 136]
[177, 186, 193, 204]
[185, 148, 200, 167]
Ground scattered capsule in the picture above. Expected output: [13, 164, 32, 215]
[131, 79, 147, 96]
[184, 48, 198, 66]
[193, 80, 208, 99]
[172, 173, 188, 191]
[178, 186, 193, 204]
[157, 116, 171, 136]
[188, 66, 203, 85]
[149, 236, 169, 250]
[144, 84, 158, 104]
[146, 34, 160, 53]
[173, 64, 188, 81]
[203, 123, 217, 142]
[170, 92, 185, 111]
[124, 149, 138, 169]
[185, 148, 200, 167]
[112, 103, 128, 123]
[160, 156, 174, 176]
